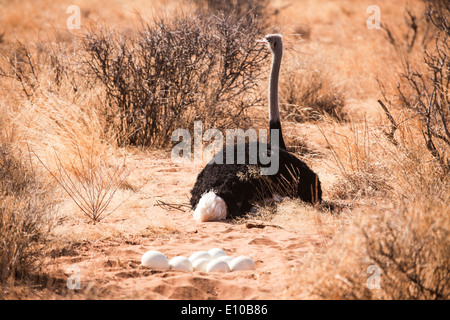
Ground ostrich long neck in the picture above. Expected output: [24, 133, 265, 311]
[269, 45, 287, 150]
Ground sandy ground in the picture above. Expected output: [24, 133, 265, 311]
[40, 148, 330, 300]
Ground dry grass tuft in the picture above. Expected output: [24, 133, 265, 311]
[0, 136, 56, 284]
[270, 198, 346, 236]
[280, 59, 346, 122]
[285, 100, 449, 300]
[292, 194, 449, 300]
[0, 73, 57, 287]
[319, 120, 393, 200]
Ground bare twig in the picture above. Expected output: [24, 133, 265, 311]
[154, 200, 191, 212]
[377, 99, 399, 146]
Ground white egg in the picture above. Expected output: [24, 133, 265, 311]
[188, 251, 212, 263]
[214, 255, 234, 264]
[229, 256, 256, 271]
[208, 248, 227, 259]
[141, 250, 169, 269]
[192, 258, 211, 272]
[206, 259, 230, 273]
[169, 256, 193, 272]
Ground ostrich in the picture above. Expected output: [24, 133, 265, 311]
[190, 34, 322, 222]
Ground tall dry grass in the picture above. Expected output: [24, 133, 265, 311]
[280, 1, 448, 299]
[0, 105, 56, 285]
[379, 0, 449, 174]
[319, 120, 393, 200]
[284, 101, 449, 300]
[280, 54, 346, 122]
[0, 32, 138, 224]
[293, 195, 449, 300]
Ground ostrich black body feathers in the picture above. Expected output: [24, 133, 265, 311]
[190, 142, 321, 218]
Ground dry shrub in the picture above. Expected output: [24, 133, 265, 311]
[287, 114, 449, 299]
[16, 94, 133, 224]
[297, 194, 449, 300]
[0, 105, 55, 284]
[0, 140, 55, 284]
[37, 146, 132, 224]
[0, 37, 132, 225]
[192, 0, 269, 21]
[287, 130, 449, 299]
[0, 41, 45, 100]
[0, 11, 269, 149]
[82, 12, 268, 147]
[381, 116, 448, 204]
[0, 39, 83, 104]
[0, 41, 129, 222]
[361, 200, 449, 299]
[280, 61, 346, 122]
[320, 121, 393, 200]
[312, 1, 450, 298]
[379, 0, 449, 173]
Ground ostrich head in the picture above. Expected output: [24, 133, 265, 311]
[257, 34, 283, 55]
